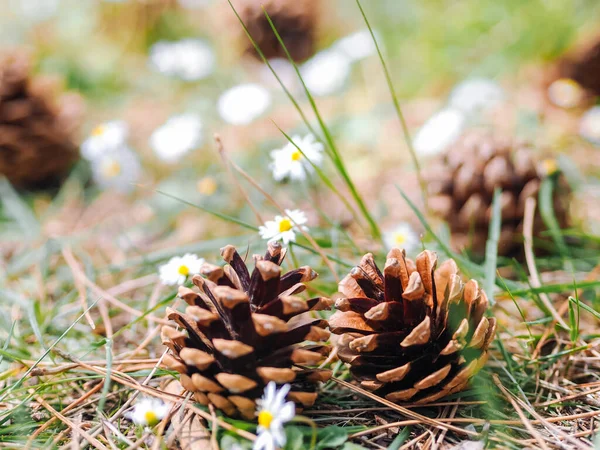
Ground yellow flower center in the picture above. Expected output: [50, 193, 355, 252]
[92, 125, 106, 137]
[178, 265, 190, 276]
[548, 78, 584, 108]
[258, 410, 274, 429]
[542, 158, 558, 176]
[144, 410, 159, 426]
[394, 233, 407, 245]
[197, 177, 217, 196]
[278, 218, 293, 233]
[101, 159, 122, 178]
[291, 150, 302, 161]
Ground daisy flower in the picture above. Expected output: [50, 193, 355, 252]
[300, 49, 352, 97]
[333, 29, 378, 62]
[81, 121, 128, 161]
[149, 39, 215, 81]
[579, 106, 600, 145]
[10, 0, 59, 22]
[448, 78, 504, 115]
[125, 398, 170, 427]
[253, 382, 295, 450]
[547, 78, 585, 109]
[259, 210, 308, 245]
[413, 108, 465, 157]
[90, 147, 141, 193]
[150, 113, 203, 163]
[159, 253, 205, 286]
[383, 223, 420, 254]
[217, 84, 271, 125]
[269, 134, 324, 182]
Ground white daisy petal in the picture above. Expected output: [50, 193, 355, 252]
[269, 133, 324, 182]
[254, 383, 295, 450]
[158, 253, 205, 286]
[81, 121, 129, 161]
[301, 49, 352, 97]
[448, 78, 504, 115]
[333, 29, 379, 62]
[580, 106, 600, 145]
[90, 146, 141, 194]
[126, 398, 170, 427]
[383, 223, 420, 254]
[150, 113, 203, 163]
[258, 211, 308, 244]
[413, 108, 465, 157]
[149, 39, 215, 81]
[217, 84, 271, 125]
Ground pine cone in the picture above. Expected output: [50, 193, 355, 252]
[427, 132, 570, 256]
[560, 35, 600, 97]
[237, 0, 319, 62]
[161, 243, 332, 419]
[329, 249, 495, 404]
[0, 51, 82, 190]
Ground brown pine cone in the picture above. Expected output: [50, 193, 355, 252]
[560, 34, 600, 98]
[0, 51, 82, 190]
[329, 249, 495, 404]
[427, 132, 570, 256]
[237, 0, 319, 62]
[161, 243, 332, 419]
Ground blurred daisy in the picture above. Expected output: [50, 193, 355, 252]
[126, 398, 170, 427]
[383, 223, 420, 253]
[10, 0, 59, 22]
[149, 39, 215, 81]
[159, 253, 204, 286]
[254, 382, 295, 450]
[259, 58, 298, 91]
[448, 78, 504, 115]
[579, 106, 600, 145]
[197, 177, 218, 196]
[217, 84, 271, 125]
[547, 78, 585, 109]
[301, 49, 352, 97]
[91, 147, 141, 193]
[413, 108, 465, 157]
[333, 29, 378, 62]
[177, 0, 212, 8]
[259, 210, 308, 245]
[270, 134, 324, 182]
[150, 113, 203, 163]
[81, 121, 128, 160]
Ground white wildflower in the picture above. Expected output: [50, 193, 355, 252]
[580, 106, 600, 145]
[149, 39, 215, 81]
[159, 253, 204, 286]
[81, 121, 128, 161]
[270, 134, 324, 182]
[10, 0, 59, 22]
[413, 108, 465, 157]
[177, 0, 211, 8]
[150, 113, 203, 163]
[448, 78, 504, 115]
[91, 147, 141, 193]
[301, 49, 352, 97]
[333, 29, 378, 62]
[217, 83, 271, 125]
[383, 223, 420, 254]
[259, 210, 308, 245]
[253, 382, 295, 450]
[125, 398, 170, 427]
[547, 78, 585, 109]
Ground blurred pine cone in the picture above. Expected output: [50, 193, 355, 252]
[161, 243, 332, 418]
[560, 35, 600, 97]
[237, 0, 319, 62]
[427, 133, 570, 256]
[329, 249, 495, 404]
[0, 51, 82, 190]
